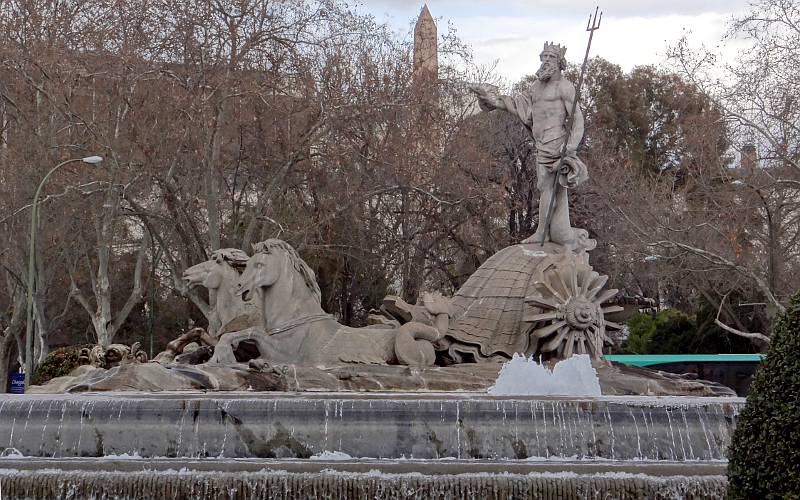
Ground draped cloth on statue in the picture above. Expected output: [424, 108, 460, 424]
[479, 93, 588, 189]
[442, 244, 562, 362]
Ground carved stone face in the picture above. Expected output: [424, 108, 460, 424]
[236, 252, 281, 301]
[537, 51, 560, 81]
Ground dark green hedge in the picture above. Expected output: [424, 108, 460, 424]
[31, 345, 90, 386]
[620, 307, 756, 355]
[728, 292, 800, 499]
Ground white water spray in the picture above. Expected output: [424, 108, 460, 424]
[488, 354, 602, 396]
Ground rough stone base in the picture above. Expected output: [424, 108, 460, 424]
[30, 357, 736, 396]
[0, 466, 728, 499]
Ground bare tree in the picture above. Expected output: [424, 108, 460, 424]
[653, 0, 800, 343]
[0, 271, 26, 391]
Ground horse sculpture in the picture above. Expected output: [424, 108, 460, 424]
[208, 239, 442, 367]
[182, 248, 259, 336]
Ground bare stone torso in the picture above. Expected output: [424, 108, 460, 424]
[529, 79, 570, 145]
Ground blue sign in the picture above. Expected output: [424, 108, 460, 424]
[10, 372, 25, 394]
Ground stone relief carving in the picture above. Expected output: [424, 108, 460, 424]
[78, 342, 148, 368]
[523, 252, 623, 360]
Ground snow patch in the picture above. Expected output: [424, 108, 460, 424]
[102, 452, 143, 460]
[488, 354, 602, 397]
[523, 454, 580, 461]
[310, 451, 353, 461]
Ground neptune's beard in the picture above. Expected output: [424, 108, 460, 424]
[536, 60, 557, 81]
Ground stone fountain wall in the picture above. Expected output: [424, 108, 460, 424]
[0, 393, 741, 461]
[0, 466, 728, 500]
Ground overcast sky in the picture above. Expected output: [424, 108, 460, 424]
[359, 0, 754, 84]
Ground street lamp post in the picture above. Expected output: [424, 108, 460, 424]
[24, 155, 103, 388]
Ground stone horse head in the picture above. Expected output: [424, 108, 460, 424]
[236, 239, 324, 328]
[183, 248, 251, 333]
[183, 248, 249, 291]
[217, 239, 442, 368]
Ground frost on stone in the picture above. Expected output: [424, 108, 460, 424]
[101, 451, 143, 460]
[488, 353, 602, 396]
[310, 451, 353, 461]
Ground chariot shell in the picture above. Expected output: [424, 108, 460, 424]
[445, 244, 622, 362]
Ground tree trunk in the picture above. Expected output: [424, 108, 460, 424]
[94, 249, 112, 348]
[400, 188, 417, 303]
[0, 81, 7, 168]
[0, 333, 15, 393]
[33, 288, 49, 365]
[205, 95, 227, 251]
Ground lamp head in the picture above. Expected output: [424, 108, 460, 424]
[82, 156, 103, 165]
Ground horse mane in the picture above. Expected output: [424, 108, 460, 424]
[252, 239, 322, 303]
[212, 248, 250, 268]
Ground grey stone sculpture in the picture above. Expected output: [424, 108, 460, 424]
[439, 41, 627, 362]
[435, 244, 622, 364]
[78, 342, 148, 368]
[171, 219, 613, 372]
[470, 42, 592, 251]
[151, 327, 217, 365]
[182, 248, 260, 336]
[208, 239, 442, 367]
[25, 43, 739, 396]
[30, 238, 735, 396]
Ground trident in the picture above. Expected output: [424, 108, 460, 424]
[540, 7, 602, 246]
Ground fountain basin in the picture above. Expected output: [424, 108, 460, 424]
[0, 458, 729, 499]
[0, 393, 741, 461]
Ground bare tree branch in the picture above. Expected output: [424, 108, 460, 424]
[715, 292, 771, 344]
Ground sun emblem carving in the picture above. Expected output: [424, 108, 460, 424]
[524, 255, 623, 360]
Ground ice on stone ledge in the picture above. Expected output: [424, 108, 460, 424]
[101, 452, 143, 460]
[310, 451, 353, 461]
[488, 354, 602, 396]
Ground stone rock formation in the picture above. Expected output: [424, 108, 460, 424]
[29, 354, 735, 396]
